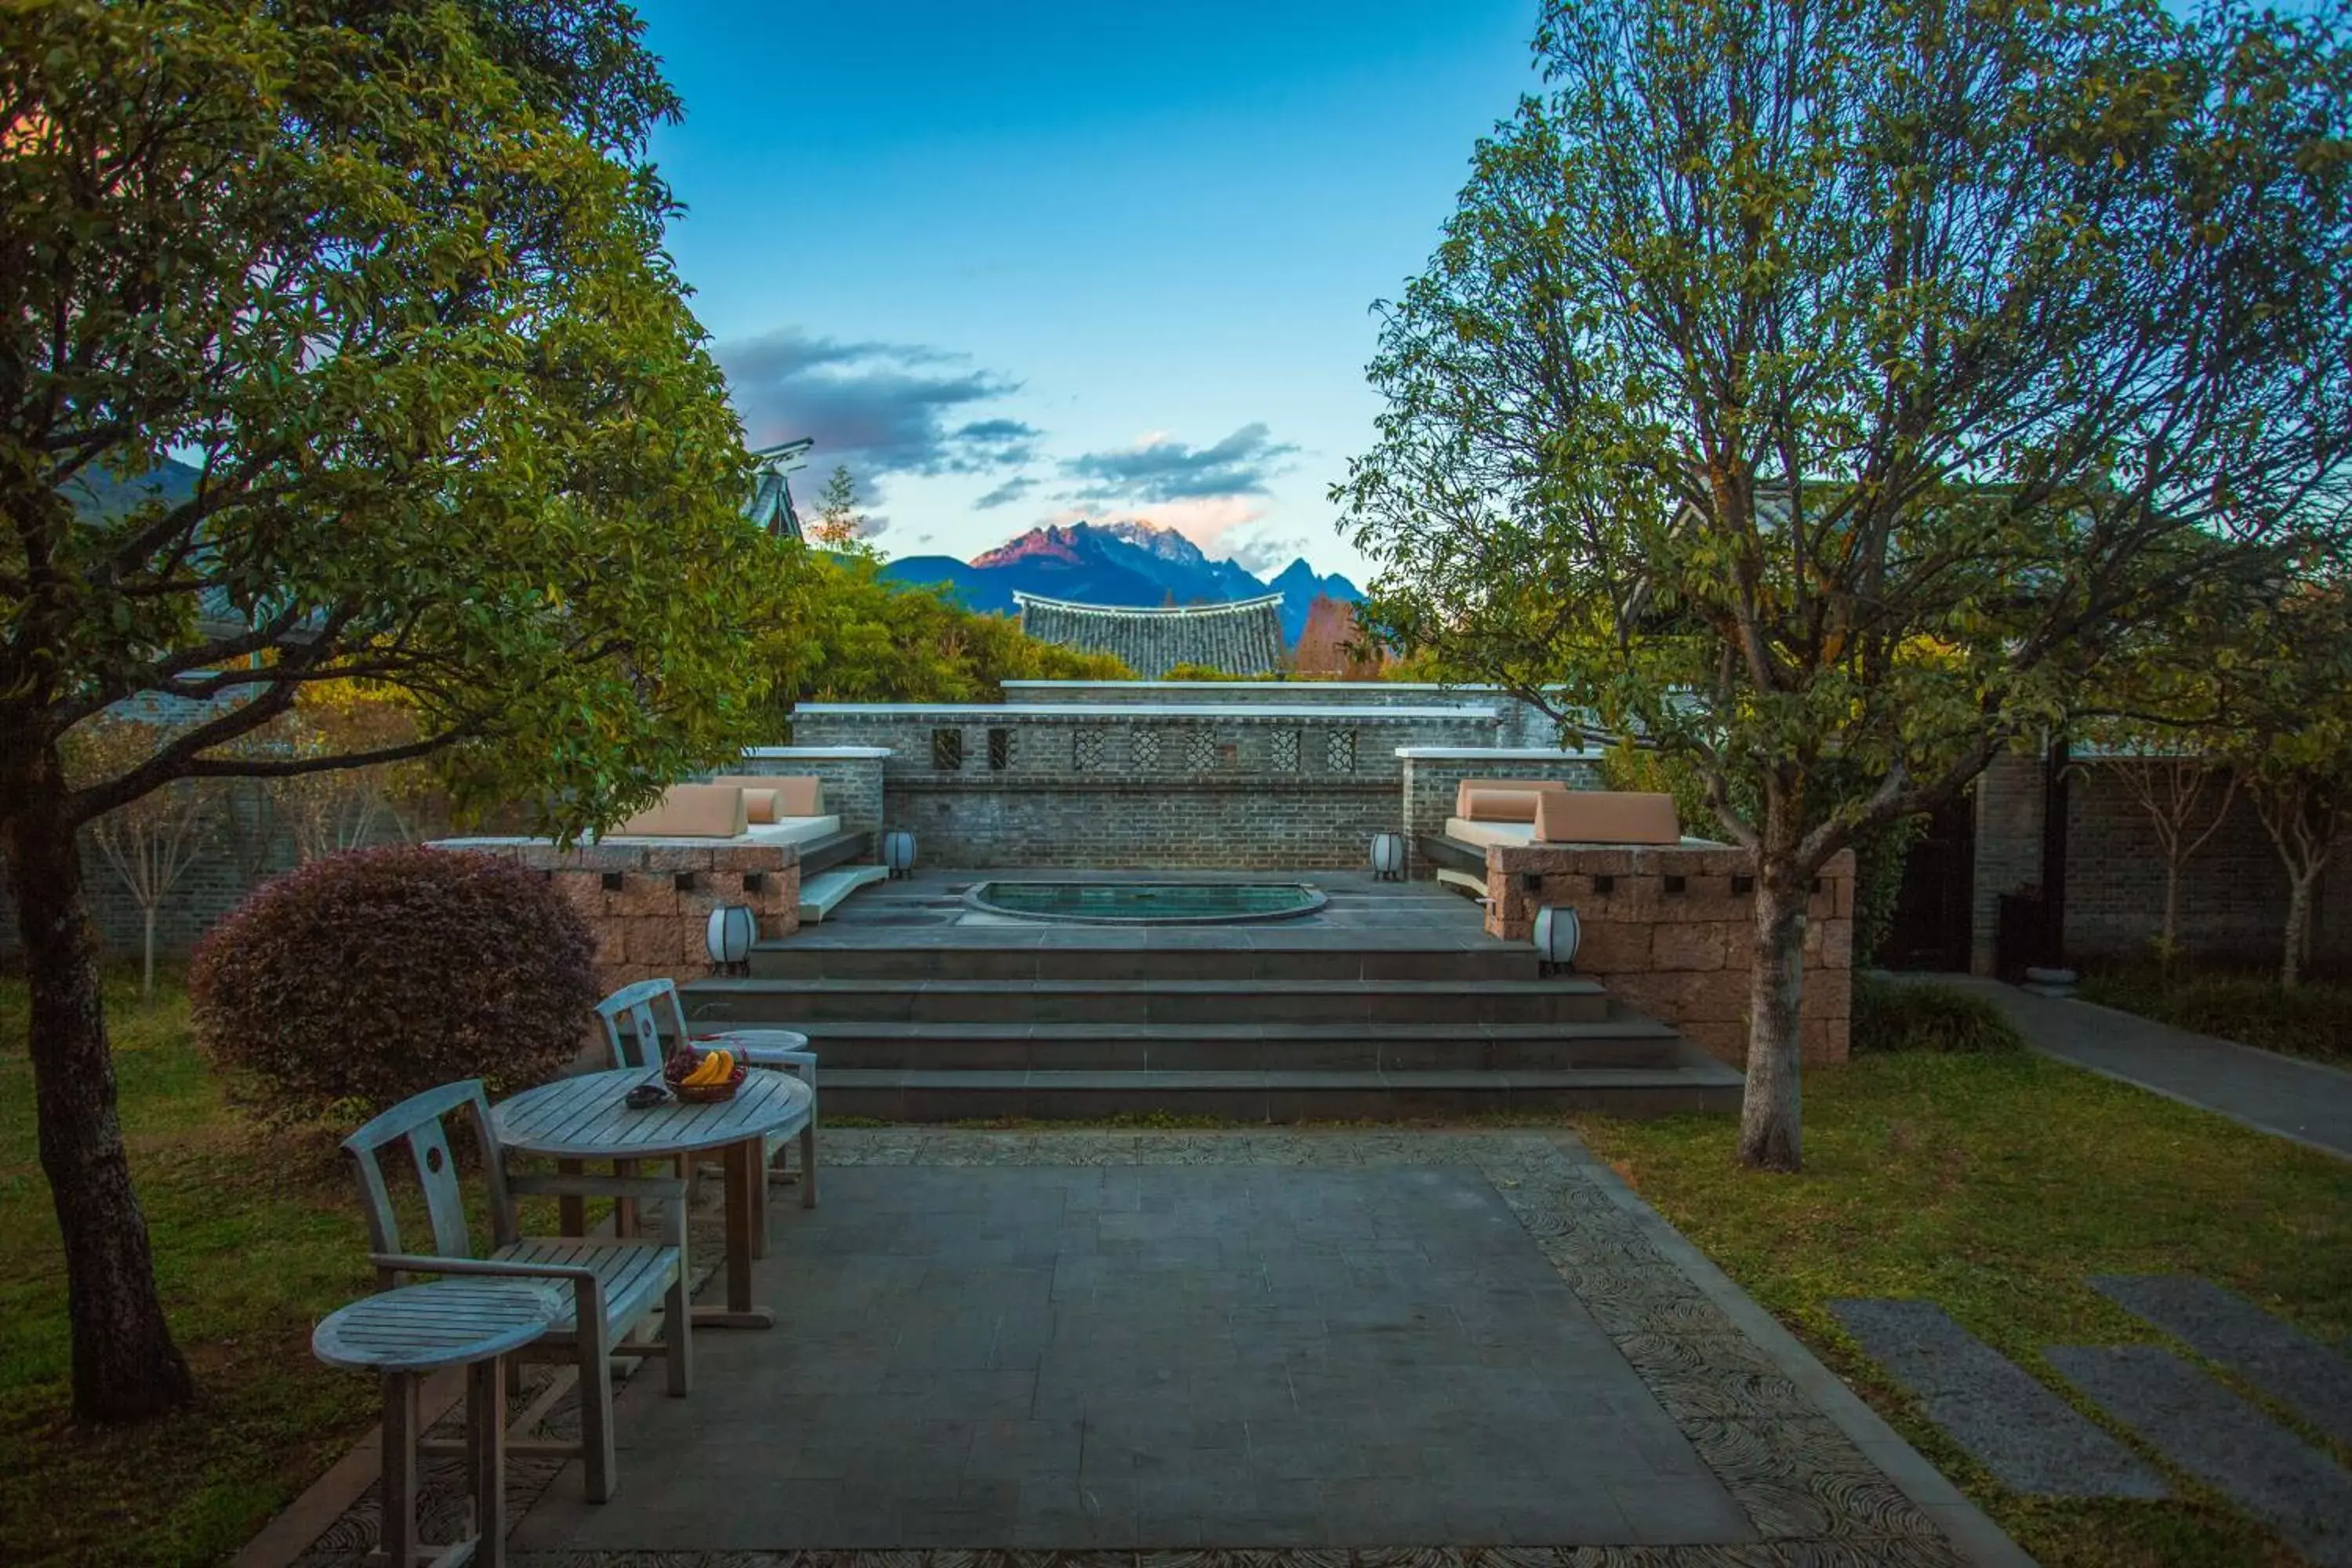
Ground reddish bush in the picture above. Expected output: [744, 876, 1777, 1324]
[191, 845, 597, 1119]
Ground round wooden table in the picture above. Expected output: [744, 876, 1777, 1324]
[492, 1067, 812, 1329]
[313, 1278, 563, 1568]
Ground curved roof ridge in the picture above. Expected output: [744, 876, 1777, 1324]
[1011, 590, 1286, 617]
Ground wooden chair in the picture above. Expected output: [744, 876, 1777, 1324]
[593, 978, 821, 1212]
[343, 1079, 691, 1504]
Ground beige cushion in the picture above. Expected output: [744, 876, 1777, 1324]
[740, 788, 781, 825]
[1533, 790, 1679, 844]
[710, 775, 825, 818]
[612, 784, 747, 839]
[1455, 778, 1575, 821]
[1444, 815, 1535, 848]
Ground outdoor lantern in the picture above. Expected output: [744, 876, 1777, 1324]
[1370, 831, 1407, 881]
[881, 829, 917, 879]
[1532, 904, 1581, 976]
[705, 903, 756, 975]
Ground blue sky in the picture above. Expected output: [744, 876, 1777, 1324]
[634, 1, 1543, 580]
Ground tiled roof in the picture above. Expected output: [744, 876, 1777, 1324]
[1014, 593, 1286, 677]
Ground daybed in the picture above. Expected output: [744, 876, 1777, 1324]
[1443, 786, 1680, 848]
[606, 777, 841, 847]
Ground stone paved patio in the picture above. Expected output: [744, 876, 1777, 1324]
[284, 1129, 2016, 1566]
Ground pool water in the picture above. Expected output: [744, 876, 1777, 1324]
[964, 880, 1326, 924]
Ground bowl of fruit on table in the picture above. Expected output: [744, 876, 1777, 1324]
[664, 1044, 747, 1102]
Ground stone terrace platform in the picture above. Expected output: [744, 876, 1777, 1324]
[681, 871, 1742, 1122]
[488, 1128, 2015, 1561]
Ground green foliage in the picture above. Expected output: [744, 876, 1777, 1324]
[1338, 0, 2352, 1160]
[2078, 966, 2352, 1065]
[1849, 814, 1927, 968]
[1338, 0, 2352, 876]
[1850, 976, 2024, 1056]
[758, 550, 1130, 717]
[1, 0, 770, 839]
[189, 848, 597, 1120]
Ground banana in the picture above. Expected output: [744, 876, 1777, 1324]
[682, 1051, 723, 1087]
[713, 1048, 735, 1079]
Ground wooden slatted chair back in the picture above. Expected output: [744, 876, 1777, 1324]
[342, 1080, 521, 1276]
[594, 978, 692, 1071]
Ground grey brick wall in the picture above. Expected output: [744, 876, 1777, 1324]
[2062, 760, 2349, 968]
[728, 747, 888, 833]
[884, 775, 1402, 869]
[1969, 749, 2046, 975]
[1000, 681, 1573, 746]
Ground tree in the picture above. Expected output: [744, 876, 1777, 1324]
[2, 2, 775, 1420]
[808, 465, 871, 548]
[1338, 0, 2352, 1168]
[2213, 586, 2352, 988]
[278, 688, 428, 863]
[68, 717, 215, 1003]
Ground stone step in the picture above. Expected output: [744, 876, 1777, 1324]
[817, 1053, 1744, 1122]
[746, 940, 1538, 983]
[690, 976, 1615, 1026]
[797, 865, 889, 924]
[766, 1018, 1682, 1073]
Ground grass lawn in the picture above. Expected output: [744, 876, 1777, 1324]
[2076, 965, 2352, 1065]
[0, 971, 593, 1567]
[1576, 1048, 2352, 1568]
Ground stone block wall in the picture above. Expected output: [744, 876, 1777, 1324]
[731, 746, 889, 833]
[432, 837, 800, 1000]
[1399, 750, 1608, 849]
[1483, 843, 1855, 1065]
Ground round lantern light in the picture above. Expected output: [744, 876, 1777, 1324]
[1532, 904, 1581, 976]
[705, 903, 756, 975]
[880, 829, 918, 879]
[1369, 830, 1407, 882]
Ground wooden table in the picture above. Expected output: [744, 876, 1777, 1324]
[491, 1067, 811, 1330]
[313, 1277, 562, 1568]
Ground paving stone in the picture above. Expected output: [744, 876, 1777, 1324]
[2048, 1344, 2352, 1568]
[1828, 1300, 2166, 1500]
[2090, 1274, 2352, 1446]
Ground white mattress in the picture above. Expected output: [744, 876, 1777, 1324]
[1443, 815, 1534, 848]
[742, 815, 843, 847]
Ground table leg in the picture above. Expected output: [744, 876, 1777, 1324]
[468, 1353, 507, 1568]
[380, 1370, 418, 1566]
[691, 1139, 774, 1330]
[612, 1156, 638, 1239]
[557, 1156, 585, 1238]
[800, 1121, 818, 1209]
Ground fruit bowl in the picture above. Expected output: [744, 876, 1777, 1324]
[663, 1045, 748, 1103]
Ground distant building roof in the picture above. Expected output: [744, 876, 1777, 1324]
[746, 438, 814, 540]
[1014, 592, 1285, 678]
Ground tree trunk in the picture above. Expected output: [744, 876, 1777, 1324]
[2, 763, 195, 1421]
[2282, 872, 2314, 990]
[1737, 864, 1808, 1172]
[2160, 856, 2182, 966]
[140, 903, 158, 1004]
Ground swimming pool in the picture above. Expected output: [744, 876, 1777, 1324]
[962, 880, 1327, 924]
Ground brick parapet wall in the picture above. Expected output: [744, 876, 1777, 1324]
[431, 837, 800, 1000]
[1482, 843, 1854, 1065]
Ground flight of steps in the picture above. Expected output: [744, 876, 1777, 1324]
[681, 935, 1741, 1122]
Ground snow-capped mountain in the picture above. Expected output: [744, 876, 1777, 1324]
[884, 521, 1361, 644]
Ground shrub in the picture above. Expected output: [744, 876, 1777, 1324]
[2077, 966, 2352, 1063]
[190, 846, 597, 1120]
[1851, 975, 2025, 1055]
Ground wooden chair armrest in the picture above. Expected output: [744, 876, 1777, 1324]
[368, 1251, 608, 1325]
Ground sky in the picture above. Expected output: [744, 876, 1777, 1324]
[633, 0, 1545, 582]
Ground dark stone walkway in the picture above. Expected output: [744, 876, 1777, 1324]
[1927, 978, 2352, 1159]
[281, 1130, 2027, 1566]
